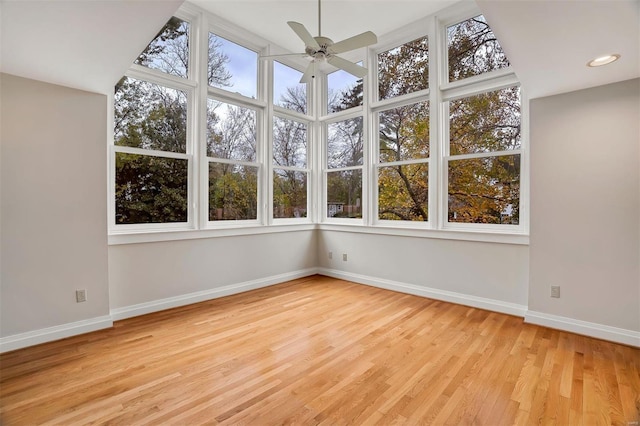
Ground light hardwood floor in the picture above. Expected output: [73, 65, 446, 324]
[1, 275, 639, 425]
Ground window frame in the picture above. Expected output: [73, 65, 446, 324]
[271, 112, 313, 224]
[438, 7, 527, 233]
[109, 8, 198, 234]
[321, 108, 367, 224]
[109, 1, 528, 245]
[373, 96, 432, 227]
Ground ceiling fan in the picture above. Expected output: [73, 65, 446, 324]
[264, 0, 378, 83]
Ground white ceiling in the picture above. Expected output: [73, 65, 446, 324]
[191, 0, 459, 54]
[1, 0, 638, 98]
[476, 0, 640, 99]
[0, 0, 183, 94]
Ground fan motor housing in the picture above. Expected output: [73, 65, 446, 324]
[308, 36, 334, 58]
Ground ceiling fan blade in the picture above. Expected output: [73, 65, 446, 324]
[330, 31, 377, 54]
[287, 21, 320, 50]
[299, 61, 316, 84]
[327, 56, 368, 78]
[260, 53, 306, 60]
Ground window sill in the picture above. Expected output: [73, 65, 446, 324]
[318, 223, 529, 245]
[109, 221, 529, 246]
[108, 223, 316, 245]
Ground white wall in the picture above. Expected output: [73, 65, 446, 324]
[108, 230, 318, 315]
[318, 231, 529, 313]
[0, 74, 110, 338]
[2, 72, 638, 350]
[529, 78, 640, 333]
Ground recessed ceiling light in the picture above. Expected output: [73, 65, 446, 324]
[587, 54, 621, 67]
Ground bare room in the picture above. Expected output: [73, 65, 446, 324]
[1, 0, 639, 423]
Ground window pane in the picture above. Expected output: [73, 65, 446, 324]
[209, 33, 257, 98]
[328, 66, 363, 113]
[273, 169, 307, 218]
[379, 102, 429, 162]
[448, 15, 509, 82]
[274, 62, 307, 114]
[114, 77, 187, 153]
[328, 117, 363, 169]
[115, 153, 188, 224]
[327, 170, 362, 219]
[273, 117, 307, 168]
[450, 86, 520, 155]
[209, 163, 258, 221]
[448, 154, 520, 224]
[206, 100, 256, 161]
[378, 36, 428, 100]
[378, 163, 428, 221]
[135, 17, 189, 78]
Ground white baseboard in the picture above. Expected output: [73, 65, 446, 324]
[317, 268, 528, 317]
[0, 316, 113, 353]
[5, 269, 636, 353]
[1, 268, 319, 353]
[525, 311, 640, 347]
[110, 268, 320, 321]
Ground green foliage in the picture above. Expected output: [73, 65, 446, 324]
[273, 170, 307, 218]
[209, 164, 258, 220]
[327, 170, 362, 218]
[114, 16, 244, 224]
[115, 153, 188, 224]
[114, 14, 519, 226]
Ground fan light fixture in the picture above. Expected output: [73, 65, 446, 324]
[261, 0, 377, 83]
[587, 54, 620, 67]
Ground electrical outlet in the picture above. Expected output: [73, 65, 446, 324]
[76, 289, 87, 303]
[342, 253, 348, 261]
[550, 286, 560, 298]
[328, 251, 333, 259]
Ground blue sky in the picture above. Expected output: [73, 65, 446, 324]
[211, 35, 361, 107]
[213, 34, 258, 98]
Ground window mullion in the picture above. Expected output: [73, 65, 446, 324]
[197, 10, 209, 230]
[429, 14, 442, 230]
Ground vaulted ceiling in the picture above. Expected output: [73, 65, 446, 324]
[1, 0, 638, 99]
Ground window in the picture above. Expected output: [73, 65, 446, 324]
[378, 36, 429, 100]
[377, 101, 430, 221]
[208, 33, 258, 98]
[447, 87, 521, 225]
[326, 116, 364, 219]
[273, 116, 309, 219]
[206, 100, 259, 221]
[114, 28, 192, 227]
[372, 35, 431, 223]
[112, 4, 526, 240]
[447, 15, 509, 82]
[274, 61, 307, 114]
[112, 12, 266, 232]
[327, 65, 363, 114]
[135, 17, 190, 78]
[442, 14, 521, 229]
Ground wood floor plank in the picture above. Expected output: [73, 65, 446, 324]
[1, 275, 639, 425]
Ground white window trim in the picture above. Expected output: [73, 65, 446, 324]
[108, 1, 529, 246]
